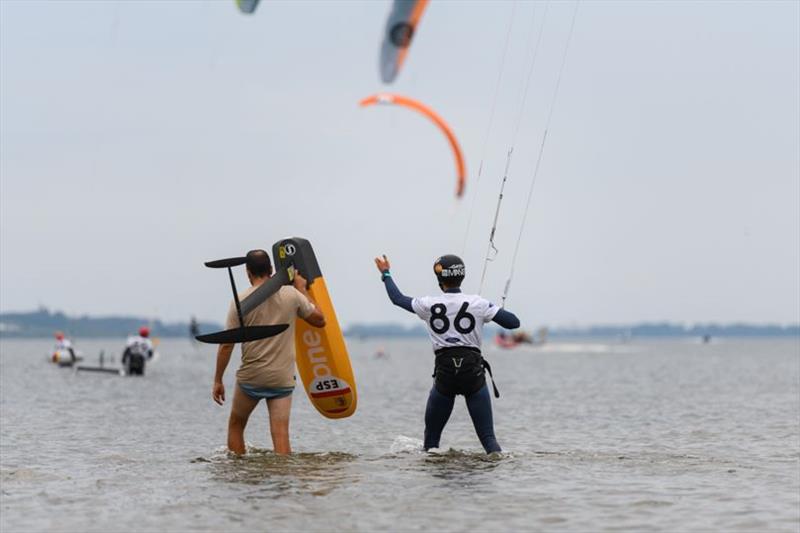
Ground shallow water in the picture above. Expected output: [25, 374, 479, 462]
[1, 337, 798, 532]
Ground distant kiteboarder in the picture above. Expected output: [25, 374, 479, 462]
[51, 331, 79, 365]
[189, 316, 200, 343]
[375, 253, 520, 454]
[122, 326, 154, 376]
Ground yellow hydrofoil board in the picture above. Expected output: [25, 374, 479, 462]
[273, 238, 357, 419]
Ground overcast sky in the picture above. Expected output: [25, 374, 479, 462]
[1, 0, 798, 328]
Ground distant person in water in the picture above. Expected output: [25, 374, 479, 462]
[375, 253, 520, 454]
[212, 249, 326, 455]
[189, 316, 200, 342]
[52, 331, 77, 363]
[123, 326, 154, 375]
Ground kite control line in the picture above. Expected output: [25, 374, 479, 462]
[501, 1, 580, 307]
[478, 147, 514, 295]
[476, 2, 549, 301]
[461, 1, 517, 255]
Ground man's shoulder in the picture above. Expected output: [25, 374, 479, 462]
[277, 285, 300, 299]
[413, 294, 434, 306]
[276, 285, 307, 306]
[237, 285, 258, 300]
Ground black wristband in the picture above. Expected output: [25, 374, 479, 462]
[381, 270, 391, 281]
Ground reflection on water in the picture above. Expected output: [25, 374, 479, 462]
[202, 446, 358, 497]
[421, 449, 506, 482]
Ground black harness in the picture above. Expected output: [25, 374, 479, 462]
[432, 346, 500, 398]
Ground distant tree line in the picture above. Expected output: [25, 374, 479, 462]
[0, 308, 220, 339]
[1, 309, 797, 339]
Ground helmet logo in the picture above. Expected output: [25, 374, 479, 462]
[434, 255, 465, 285]
[440, 264, 465, 278]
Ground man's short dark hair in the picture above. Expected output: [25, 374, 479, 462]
[246, 249, 273, 277]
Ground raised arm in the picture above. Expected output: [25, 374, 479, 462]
[374, 254, 414, 313]
[492, 308, 520, 330]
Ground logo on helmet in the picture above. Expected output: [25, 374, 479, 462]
[441, 264, 465, 278]
[434, 255, 466, 286]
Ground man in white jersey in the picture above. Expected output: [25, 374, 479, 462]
[375, 253, 521, 453]
[122, 326, 154, 376]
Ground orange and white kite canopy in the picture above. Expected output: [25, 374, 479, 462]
[360, 93, 466, 198]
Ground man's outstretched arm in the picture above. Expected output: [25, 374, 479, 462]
[375, 254, 414, 313]
[492, 308, 520, 329]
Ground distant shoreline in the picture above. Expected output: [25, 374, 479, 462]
[343, 323, 800, 340]
[1, 308, 797, 339]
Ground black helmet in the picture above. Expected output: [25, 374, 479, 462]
[433, 254, 465, 287]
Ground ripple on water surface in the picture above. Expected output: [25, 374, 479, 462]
[1, 338, 798, 532]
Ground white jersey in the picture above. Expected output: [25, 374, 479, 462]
[55, 339, 72, 351]
[125, 335, 153, 357]
[412, 292, 500, 351]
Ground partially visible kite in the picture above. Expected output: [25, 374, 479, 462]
[360, 93, 466, 198]
[236, 0, 260, 14]
[380, 0, 429, 84]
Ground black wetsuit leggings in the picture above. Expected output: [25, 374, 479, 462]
[424, 383, 501, 454]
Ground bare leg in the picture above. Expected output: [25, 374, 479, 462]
[228, 384, 259, 455]
[266, 394, 293, 455]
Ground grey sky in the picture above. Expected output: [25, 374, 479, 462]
[1, 0, 798, 328]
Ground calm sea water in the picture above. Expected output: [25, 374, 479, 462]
[1, 336, 798, 532]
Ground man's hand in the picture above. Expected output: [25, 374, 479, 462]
[293, 271, 308, 291]
[212, 381, 225, 405]
[374, 254, 391, 274]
